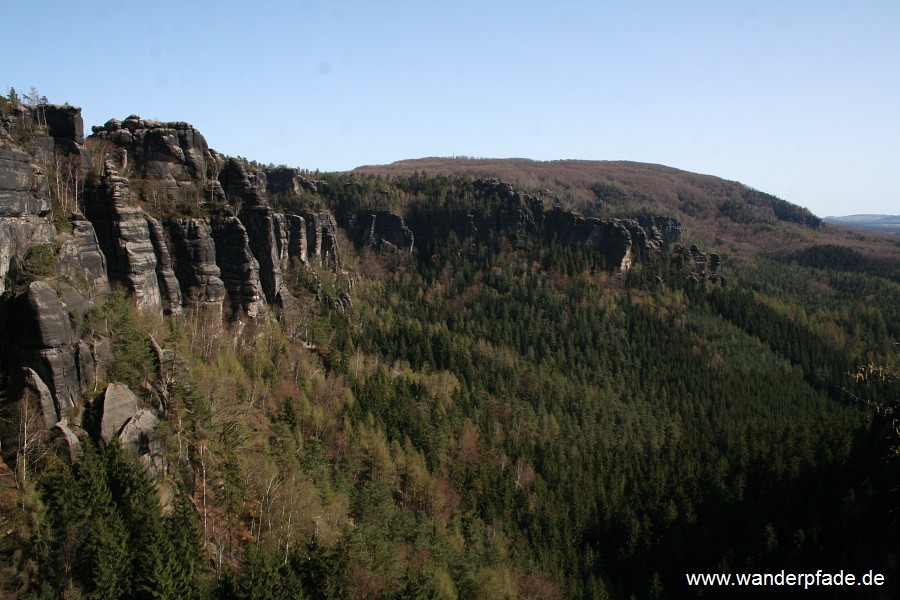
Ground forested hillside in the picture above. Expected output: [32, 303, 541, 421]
[1, 95, 898, 599]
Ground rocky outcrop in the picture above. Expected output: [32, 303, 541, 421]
[303, 211, 341, 268]
[273, 213, 307, 268]
[51, 418, 82, 462]
[350, 211, 414, 252]
[80, 120, 345, 319]
[55, 215, 110, 293]
[241, 204, 292, 306]
[219, 159, 288, 305]
[0, 146, 55, 294]
[0, 123, 107, 432]
[407, 179, 680, 272]
[540, 209, 637, 271]
[85, 382, 164, 475]
[22, 366, 60, 428]
[0, 148, 50, 218]
[0, 215, 55, 296]
[145, 214, 182, 314]
[11, 282, 81, 419]
[210, 216, 267, 318]
[91, 382, 139, 443]
[90, 116, 223, 202]
[167, 217, 226, 312]
[41, 104, 91, 169]
[83, 168, 164, 310]
[119, 409, 161, 457]
[265, 166, 318, 196]
[671, 244, 726, 286]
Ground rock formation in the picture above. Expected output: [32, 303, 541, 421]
[86, 382, 164, 473]
[0, 147, 50, 218]
[41, 104, 91, 169]
[22, 366, 60, 429]
[167, 217, 227, 312]
[145, 213, 183, 314]
[1, 107, 110, 443]
[0, 146, 55, 295]
[350, 211, 415, 252]
[671, 244, 727, 286]
[80, 124, 343, 318]
[409, 179, 683, 272]
[119, 409, 161, 457]
[91, 381, 140, 443]
[55, 214, 110, 293]
[51, 418, 82, 462]
[90, 115, 223, 202]
[302, 211, 341, 268]
[11, 281, 81, 420]
[210, 216, 268, 318]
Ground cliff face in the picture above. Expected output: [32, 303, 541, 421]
[81, 118, 343, 319]
[82, 164, 169, 311]
[90, 115, 222, 201]
[349, 210, 414, 253]
[166, 217, 227, 313]
[407, 178, 683, 271]
[1, 106, 108, 437]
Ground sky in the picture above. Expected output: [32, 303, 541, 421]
[5, 0, 899, 217]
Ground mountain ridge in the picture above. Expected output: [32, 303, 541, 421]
[355, 156, 900, 269]
[823, 214, 900, 236]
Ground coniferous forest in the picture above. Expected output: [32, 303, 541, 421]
[0, 96, 898, 599]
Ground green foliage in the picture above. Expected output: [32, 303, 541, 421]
[18, 244, 57, 283]
[25, 439, 211, 599]
[94, 290, 155, 389]
[790, 244, 868, 271]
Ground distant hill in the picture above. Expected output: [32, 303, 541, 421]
[355, 158, 900, 268]
[823, 214, 900, 235]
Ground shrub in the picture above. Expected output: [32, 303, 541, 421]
[19, 243, 57, 282]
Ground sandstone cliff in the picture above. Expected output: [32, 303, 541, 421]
[406, 178, 684, 271]
[0, 106, 107, 438]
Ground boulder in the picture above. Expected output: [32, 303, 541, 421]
[119, 409, 161, 457]
[22, 367, 59, 428]
[51, 418, 82, 462]
[93, 382, 140, 443]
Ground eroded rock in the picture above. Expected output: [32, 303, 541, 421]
[350, 211, 414, 252]
[91, 382, 140, 443]
[210, 216, 267, 318]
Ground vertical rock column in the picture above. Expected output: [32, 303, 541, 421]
[167, 217, 226, 318]
[210, 216, 267, 318]
[83, 168, 163, 311]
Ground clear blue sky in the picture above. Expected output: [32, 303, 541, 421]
[6, 0, 899, 216]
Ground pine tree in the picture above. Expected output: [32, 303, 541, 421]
[167, 495, 210, 598]
[74, 442, 130, 599]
